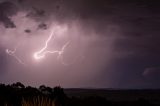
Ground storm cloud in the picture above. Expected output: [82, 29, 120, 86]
[0, 0, 160, 88]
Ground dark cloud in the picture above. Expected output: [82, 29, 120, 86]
[0, 1, 18, 28]
[17, 0, 25, 4]
[26, 7, 45, 20]
[24, 29, 31, 33]
[38, 23, 47, 30]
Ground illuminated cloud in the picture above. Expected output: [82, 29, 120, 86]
[0, 0, 160, 88]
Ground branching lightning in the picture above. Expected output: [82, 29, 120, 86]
[33, 30, 55, 60]
[33, 29, 82, 65]
[5, 47, 26, 65]
[33, 30, 71, 64]
[5, 28, 82, 66]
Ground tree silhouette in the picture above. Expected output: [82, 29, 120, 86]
[12, 82, 25, 89]
[53, 86, 67, 106]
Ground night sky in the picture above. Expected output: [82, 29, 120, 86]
[0, 0, 160, 88]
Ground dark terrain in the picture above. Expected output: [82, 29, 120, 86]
[0, 82, 160, 106]
[65, 88, 160, 105]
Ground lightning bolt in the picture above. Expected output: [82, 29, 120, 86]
[5, 47, 26, 65]
[33, 30, 55, 60]
[33, 29, 83, 65]
[33, 30, 70, 61]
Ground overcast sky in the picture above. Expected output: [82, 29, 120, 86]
[0, 0, 160, 88]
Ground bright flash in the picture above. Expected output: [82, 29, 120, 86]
[33, 30, 70, 61]
[5, 25, 82, 66]
[33, 30, 55, 60]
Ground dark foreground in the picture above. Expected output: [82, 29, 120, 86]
[0, 83, 160, 106]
